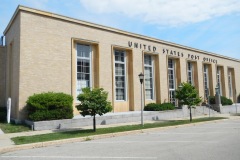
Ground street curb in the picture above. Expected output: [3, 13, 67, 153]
[0, 117, 236, 154]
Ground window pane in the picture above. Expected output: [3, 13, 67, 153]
[216, 67, 222, 95]
[76, 44, 91, 96]
[116, 89, 125, 100]
[188, 62, 191, 70]
[168, 59, 176, 105]
[144, 55, 152, 65]
[228, 71, 232, 97]
[115, 50, 126, 100]
[169, 90, 176, 105]
[145, 89, 152, 99]
[115, 50, 125, 62]
[144, 55, 154, 100]
[203, 65, 209, 99]
[115, 64, 125, 75]
[187, 62, 194, 85]
[77, 44, 90, 58]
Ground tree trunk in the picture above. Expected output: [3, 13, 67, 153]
[189, 106, 192, 122]
[93, 115, 96, 132]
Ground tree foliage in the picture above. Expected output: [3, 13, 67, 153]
[76, 87, 112, 131]
[175, 82, 202, 107]
[175, 82, 202, 121]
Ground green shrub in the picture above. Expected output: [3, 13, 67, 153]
[221, 96, 233, 105]
[227, 99, 233, 105]
[144, 103, 161, 111]
[209, 96, 215, 104]
[0, 107, 7, 122]
[209, 96, 233, 106]
[159, 103, 175, 110]
[26, 92, 73, 121]
[238, 94, 240, 103]
[144, 102, 175, 111]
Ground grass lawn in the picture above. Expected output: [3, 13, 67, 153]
[0, 122, 30, 133]
[12, 117, 226, 145]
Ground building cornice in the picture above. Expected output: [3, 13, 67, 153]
[4, 5, 240, 62]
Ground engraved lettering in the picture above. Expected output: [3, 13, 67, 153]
[134, 43, 138, 48]
[128, 41, 132, 47]
[148, 46, 151, 51]
[153, 46, 156, 52]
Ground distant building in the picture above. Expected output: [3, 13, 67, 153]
[0, 6, 239, 122]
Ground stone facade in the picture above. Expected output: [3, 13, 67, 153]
[26, 105, 220, 131]
[3, 6, 240, 121]
[0, 46, 6, 107]
[4, 12, 21, 119]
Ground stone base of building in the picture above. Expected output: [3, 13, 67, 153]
[24, 106, 219, 131]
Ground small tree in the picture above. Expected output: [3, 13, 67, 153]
[175, 82, 202, 122]
[76, 88, 112, 131]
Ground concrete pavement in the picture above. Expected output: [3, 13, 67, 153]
[1, 117, 240, 160]
[0, 114, 239, 154]
[0, 128, 14, 148]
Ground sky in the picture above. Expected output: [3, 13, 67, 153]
[0, 0, 240, 59]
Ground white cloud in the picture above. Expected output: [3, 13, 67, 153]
[79, 0, 240, 26]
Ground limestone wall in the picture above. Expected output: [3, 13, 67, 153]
[19, 10, 240, 115]
[4, 12, 21, 119]
[0, 46, 6, 107]
[4, 6, 240, 121]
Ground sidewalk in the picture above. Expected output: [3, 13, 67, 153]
[0, 129, 14, 148]
[0, 114, 239, 154]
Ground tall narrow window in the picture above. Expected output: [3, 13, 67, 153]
[76, 44, 92, 96]
[114, 50, 126, 101]
[203, 64, 209, 99]
[187, 62, 194, 85]
[144, 55, 154, 100]
[168, 59, 176, 105]
[216, 67, 222, 95]
[228, 70, 233, 97]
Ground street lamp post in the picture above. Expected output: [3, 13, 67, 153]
[138, 73, 144, 127]
[215, 85, 219, 116]
[215, 85, 219, 95]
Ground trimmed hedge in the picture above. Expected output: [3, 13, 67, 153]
[209, 96, 233, 106]
[144, 103, 160, 111]
[0, 107, 7, 122]
[26, 92, 74, 121]
[144, 102, 175, 111]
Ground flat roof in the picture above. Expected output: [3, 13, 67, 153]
[4, 5, 240, 62]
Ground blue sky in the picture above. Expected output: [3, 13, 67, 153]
[1, 0, 240, 59]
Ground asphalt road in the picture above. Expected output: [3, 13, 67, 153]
[1, 118, 240, 160]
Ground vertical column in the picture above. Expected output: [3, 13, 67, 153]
[223, 66, 230, 98]
[159, 55, 168, 103]
[197, 61, 204, 98]
[154, 55, 161, 103]
[179, 58, 187, 83]
[127, 50, 134, 111]
[132, 49, 144, 111]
